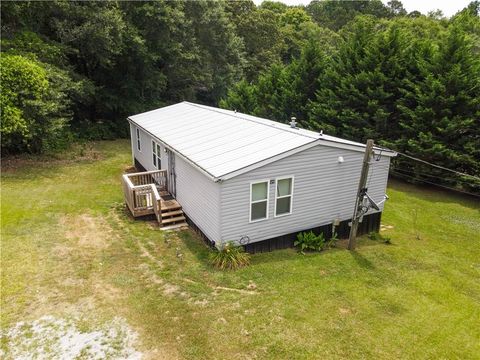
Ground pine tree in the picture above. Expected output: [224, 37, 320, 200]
[309, 16, 391, 139]
[219, 79, 257, 114]
[394, 18, 480, 190]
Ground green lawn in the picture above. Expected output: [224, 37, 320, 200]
[1, 140, 479, 359]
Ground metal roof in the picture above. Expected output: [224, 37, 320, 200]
[128, 102, 396, 181]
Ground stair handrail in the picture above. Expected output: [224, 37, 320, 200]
[150, 183, 162, 226]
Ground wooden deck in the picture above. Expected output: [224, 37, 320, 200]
[122, 170, 187, 229]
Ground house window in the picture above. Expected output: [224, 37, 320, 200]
[136, 128, 141, 151]
[152, 140, 161, 169]
[275, 177, 293, 217]
[250, 180, 269, 222]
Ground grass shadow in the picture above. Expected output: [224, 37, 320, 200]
[349, 250, 376, 270]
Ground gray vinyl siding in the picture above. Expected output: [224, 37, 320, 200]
[130, 123, 168, 171]
[220, 144, 390, 245]
[130, 124, 222, 243]
[174, 155, 222, 243]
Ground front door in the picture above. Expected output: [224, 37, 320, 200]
[167, 149, 176, 197]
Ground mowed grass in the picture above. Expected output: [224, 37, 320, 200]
[1, 140, 479, 359]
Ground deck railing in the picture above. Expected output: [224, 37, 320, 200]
[122, 169, 167, 223]
[127, 169, 168, 189]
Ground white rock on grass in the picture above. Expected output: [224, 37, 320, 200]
[1, 315, 142, 359]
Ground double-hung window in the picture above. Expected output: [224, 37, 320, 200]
[152, 140, 161, 169]
[250, 180, 269, 222]
[275, 177, 293, 217]
[136, 128, 141, 151]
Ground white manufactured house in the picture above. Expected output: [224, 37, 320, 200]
[123, 102, 396, 252]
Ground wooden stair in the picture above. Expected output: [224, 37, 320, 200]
[159, 198, 188, 229]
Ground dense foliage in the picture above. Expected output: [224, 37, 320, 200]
[222, 1, 480, 193]
[294, 231, 326, 252]
[2, 0, 245, 152]
[1, 1, 479, 192]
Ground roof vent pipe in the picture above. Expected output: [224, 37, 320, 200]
[290, 117, 297, 129]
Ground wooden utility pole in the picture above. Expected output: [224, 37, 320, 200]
[348, 139, 374, 250]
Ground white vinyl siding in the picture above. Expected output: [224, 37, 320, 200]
[130, 125, 222, 244]
[250, 180, 269, 222]
[175, 155, 222, 243]
[220, 144, 391, 245]
[131, 124, 163, 171]
[275, 176, 293, 217]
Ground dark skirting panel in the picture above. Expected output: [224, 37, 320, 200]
[244, 212, 382, 254]
[134, 158, 147, 172]
[183, 210, 382, 254]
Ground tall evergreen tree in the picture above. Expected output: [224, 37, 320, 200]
[219, 79, 258, 114]
[221, 40, 329, 127]
[393, 18, 480, 187]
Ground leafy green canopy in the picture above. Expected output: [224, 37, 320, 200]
[0, 54, 73, 153]
[1, 0, 246, 152]
[221, 5, 480, 193]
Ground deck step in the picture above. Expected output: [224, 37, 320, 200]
[161, 215, 186, 225]
[160, 199, 182, 212]
[161, 204, 182, 212]
[160, 223, 189, 231]
[161, 210, 183, 218]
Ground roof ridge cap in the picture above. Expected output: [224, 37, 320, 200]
[184, 102, 318, 140]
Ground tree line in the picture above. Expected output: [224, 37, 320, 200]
[1, 1, 479, 192]
[222, 1, 480, 193]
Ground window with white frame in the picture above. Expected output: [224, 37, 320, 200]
[275, 177, 293, 216]
[250, 180, 269, 222]
[152, 140, 161, 169]
[136, 128, 141, 151]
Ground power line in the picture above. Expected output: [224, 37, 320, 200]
[376, 146, 480, 181]
[390, 171, 480, 198]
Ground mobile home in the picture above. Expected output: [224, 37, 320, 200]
[123, 102, 396, 252]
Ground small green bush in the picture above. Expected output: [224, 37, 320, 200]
[325, 232, 338, 249]
[210, 242, 250, 270]
[294, 231, 326, 252]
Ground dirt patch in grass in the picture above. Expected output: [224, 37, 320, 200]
[163, 283, 181, 296]
[214, 286, 257, 295]
[138, 263, 164, 286]
[60, 213, 113, 250]
[380, 224, 395, 231]
[137, 240, 164, 268]
[25, 279, 125, 322]
[142, 348, 179, 360]
[25, 213, 127, 319]
[93, 282, 124, 304]
[339, 307, 352, 315]
[192, 299, 209, 307]
[0, 315, 141, 359]
[24, 290, 96, 328]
